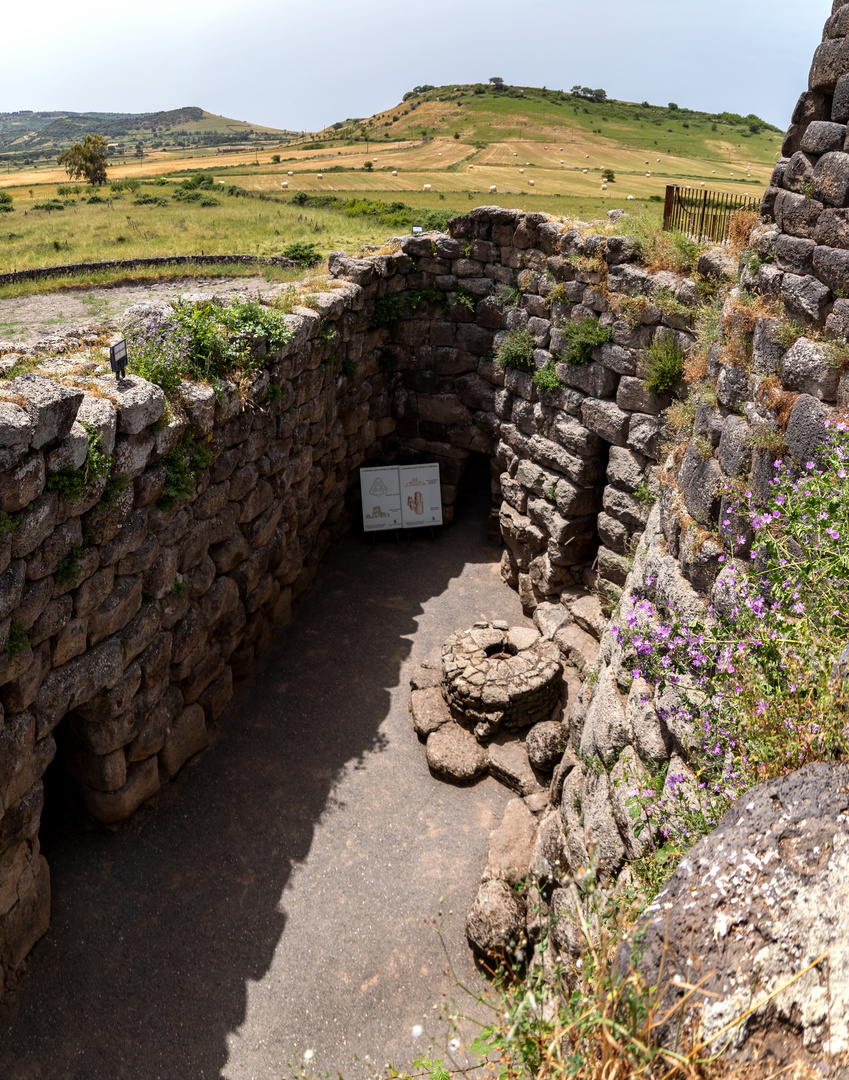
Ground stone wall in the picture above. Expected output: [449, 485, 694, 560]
[1, 185, 841, 1005]
[759, 0, 849, 331]
[0, 279, 396, 996]
[0, 254, 297, 289]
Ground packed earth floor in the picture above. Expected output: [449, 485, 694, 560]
[0, 478, 526, 1079]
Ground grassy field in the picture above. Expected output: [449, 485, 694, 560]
[0, 82, 782, 283]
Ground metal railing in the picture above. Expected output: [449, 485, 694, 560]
[662, 184, 760, 244]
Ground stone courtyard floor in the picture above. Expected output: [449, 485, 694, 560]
[0, 483, 527, 1079]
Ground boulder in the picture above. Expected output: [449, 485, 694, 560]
[426, 722, 487, 782]
[482, 797, 538, 884]
[525, 721, 568, 771]
[465, 879, 526, 962]
[621, 763, 849, 1069]
[410, 686, 451, 737]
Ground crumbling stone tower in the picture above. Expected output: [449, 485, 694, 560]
[761, 0, 849, 335]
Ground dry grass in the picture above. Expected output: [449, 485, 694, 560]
[757, 375, 799, 430]
[728, 208, 760, 253]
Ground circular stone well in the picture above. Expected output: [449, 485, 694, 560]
[442, 621, 563, 737]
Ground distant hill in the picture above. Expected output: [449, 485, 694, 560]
[0, 107, 298, 164]
[318, 82, 782, 167]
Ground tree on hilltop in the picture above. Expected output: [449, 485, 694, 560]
[57, 134, 108, 185]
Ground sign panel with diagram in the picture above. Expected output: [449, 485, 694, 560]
[359, 466, 403, 531]
[399, 463, 443, 528]
[360, 463, 442, 531]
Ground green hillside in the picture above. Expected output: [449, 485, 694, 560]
[319, 81, 783, 167]
[0, 107, 298, 166]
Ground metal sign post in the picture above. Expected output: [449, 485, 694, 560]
[109, 339, 128, 380]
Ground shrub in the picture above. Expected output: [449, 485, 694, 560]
[557, 317, 613, 365]
[281, 241, 322, 267]
[642, 334, 685, 394]
[533, 358, 563, 394]
[496, 329, 535, 370]
[0, 192, 13, 213]
[5, 623, 30, 657]
[371, 294, 403, 327]
[126, 299, 294, 392]
[158, 439, 216, 509]
[46, 424, 111, 503]
[56, 544, 84, 586]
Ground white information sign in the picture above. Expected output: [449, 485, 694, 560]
[360, 466, 403, 532]
[399, 463, 443, 528]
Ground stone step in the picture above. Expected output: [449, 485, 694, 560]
[552, 623, 600, 674]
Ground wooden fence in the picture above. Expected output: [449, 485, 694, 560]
[662, 185, 761, 244]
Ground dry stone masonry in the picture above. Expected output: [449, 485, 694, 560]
[441, 623, 562, 737]
[760, 0, 849, 333]
[4, 14, 849, 1059]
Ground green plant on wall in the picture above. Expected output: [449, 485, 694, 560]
[642, 334, 685, 395]
[557, 317, 613, 365]
[496, 329, 535, 370]
[533, 358, 563, 394]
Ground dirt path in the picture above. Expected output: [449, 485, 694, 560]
[0, 485, 525, 1080]
[0, 276, 272, 345]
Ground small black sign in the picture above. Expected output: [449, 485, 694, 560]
[110, 339, 128, 379]
[411, 225, 424, 235]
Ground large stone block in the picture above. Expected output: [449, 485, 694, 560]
[8, 374, 83, 449]
[783, 151, 817, 194]
[780, 337, 840, 401]
[813, 243, 849, 296]
[580, 399, 629, 446]
[813, 151, 849, 206]
[0, 453, 45, 514]
[802, 121, 847, 155]
[775, 234, 816, 276]
[34, 638, 124, 736]
[815, 205, 849, 249]
[0, 403, 33, 454]
[87, 577, 143, 645]
[616, 376, 669, 416]
[0, 853, 49, 974]
[809, 35, 849, 94]
[158, 703, 209, 779]
[784, 393, 831, 465]
[79, 757, 159, 824]
[678, 446, 723, 526]
[774, 190, 824, 239]
[781, 273, 832, 325]
[76, 395, 117, 455]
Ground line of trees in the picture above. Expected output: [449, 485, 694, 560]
[571, 86, 607, 103]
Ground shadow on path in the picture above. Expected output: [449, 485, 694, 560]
[0, 475, 526, 1080]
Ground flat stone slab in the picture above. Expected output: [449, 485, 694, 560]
[553, 623, 600, 674]
[487, 738, 545, 796]
[426, 722, 488, 781]
[483, 797, 538, 884]
[410, 687, 451, 737]
[409, 663, 441, 691]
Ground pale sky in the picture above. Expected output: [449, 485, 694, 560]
[0, 0, 829, 133]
